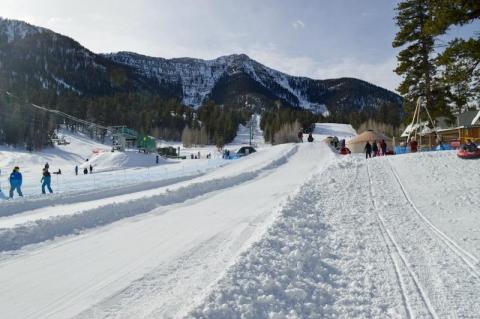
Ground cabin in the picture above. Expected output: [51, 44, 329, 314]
[424, 110, 480, 147]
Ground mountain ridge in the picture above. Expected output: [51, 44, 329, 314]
[0, 17, 402, 121]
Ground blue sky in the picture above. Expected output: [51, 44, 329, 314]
[1, 0, 478, 92]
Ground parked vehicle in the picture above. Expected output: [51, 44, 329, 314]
[236, 146, 256, 157]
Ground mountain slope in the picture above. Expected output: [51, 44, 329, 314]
[0, 17, 402, 120]
[106, 51, 402, 117]
[0, 17, 176, 98]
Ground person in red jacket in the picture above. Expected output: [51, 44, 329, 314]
[409, 139, 418, 153]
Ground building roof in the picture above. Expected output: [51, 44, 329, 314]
[472, 110, 480, 125]
[457, 110, 479, 126]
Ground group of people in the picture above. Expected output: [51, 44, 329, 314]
[7, 163, 55, 198]
[364, 140, 388, 159]
[75, 164, 93, 175]
[298, 131, 314, 143]
[6, 161, 94, 199]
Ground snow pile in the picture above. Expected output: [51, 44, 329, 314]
[79, 150, 166, 173]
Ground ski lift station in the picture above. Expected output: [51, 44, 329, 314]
[6, 92, 157, 153]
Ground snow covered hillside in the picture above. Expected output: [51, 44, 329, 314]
[0, 123, 479, 318]
[0, 130, 207, 198]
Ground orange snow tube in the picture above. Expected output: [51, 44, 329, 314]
[339, 147, 351, 155]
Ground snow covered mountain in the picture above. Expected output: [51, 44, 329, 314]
[105, 51, 402, 117]
[0, 17, 402, 120]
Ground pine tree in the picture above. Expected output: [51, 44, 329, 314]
[393, 0, 437, 113]
[427, 1, 480, 112]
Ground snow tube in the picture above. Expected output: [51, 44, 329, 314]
[339, 147, 351, 155]
[457, 148, 480, 159]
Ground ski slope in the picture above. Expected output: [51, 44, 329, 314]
[0, 129, 229, 200]
[1, 123, 479, 318]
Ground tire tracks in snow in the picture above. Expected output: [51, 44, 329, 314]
[0, 146, 298, 253]
[368, 157, 480, 317]
[387, 159, 480, 279]
[366, 161, 437, 319]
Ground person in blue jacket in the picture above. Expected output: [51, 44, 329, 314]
[41, 168, 53, 194]
[9, 166, 23, 198]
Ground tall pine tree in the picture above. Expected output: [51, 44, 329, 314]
[393, 0, 438, 116]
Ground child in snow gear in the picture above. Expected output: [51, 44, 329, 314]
[83, 167, 88, 174]
[364, 142, 372, 159]
[41, 168, 53, 194]
[9, 167, 23, 198]
[75, 165, 79, 175]
[89, 165, 93, 174]
[307, 133, 314, 142]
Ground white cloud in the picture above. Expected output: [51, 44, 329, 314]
[291, 20, 305, 29]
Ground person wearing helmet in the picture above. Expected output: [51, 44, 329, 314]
[9, 166, 23, 198]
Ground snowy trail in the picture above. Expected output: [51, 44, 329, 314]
[0, 143, 333, 319]
[190, 154, 480, 318]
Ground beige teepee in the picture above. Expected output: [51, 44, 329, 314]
[347, 130, 392, 153]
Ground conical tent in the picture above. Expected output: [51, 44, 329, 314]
[346, 130, 392, 153]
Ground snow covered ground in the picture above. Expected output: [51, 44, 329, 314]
[0, 129, 231, 199]
[0, 123, 479, 318]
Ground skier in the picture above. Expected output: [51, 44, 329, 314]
[75, 165, 78, 176]
[89, 164, 93, 174]
[372, 140, 379, 157]
[380, 140, 387, 156]
[298, 130, 303, 143]
[156, 155, 159, 164]
[44, 162, 49, 170]
[307, 133, 314, 143]
[83, 167, 88, 175]
[9, 166, 23, 198]
[364, 142, 372, 159]
[41, 168, 53, 194]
